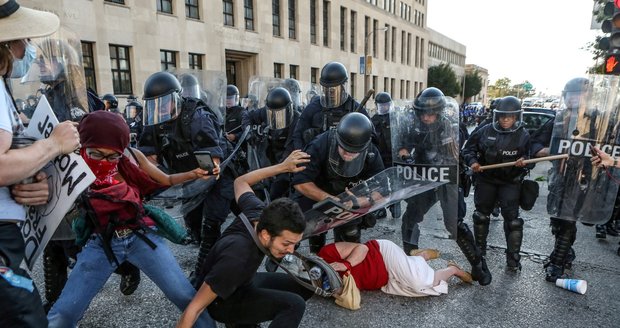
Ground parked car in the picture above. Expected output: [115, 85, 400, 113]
[522, 107, 555, 135]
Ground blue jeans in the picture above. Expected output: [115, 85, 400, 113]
[47, 231, 215, 328]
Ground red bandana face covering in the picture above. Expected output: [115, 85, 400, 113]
[81, 149, 120, 186]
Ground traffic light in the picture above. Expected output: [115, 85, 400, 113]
[601, 1, 620, 74]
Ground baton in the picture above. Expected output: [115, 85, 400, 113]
[226, 125, 242, 135]
[355, 89, 375, 112]
[477, 154, 569, 170]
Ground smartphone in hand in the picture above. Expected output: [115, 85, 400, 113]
[194, 150, 214, 174]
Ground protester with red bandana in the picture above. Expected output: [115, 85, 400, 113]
[47, 110, 217, 328]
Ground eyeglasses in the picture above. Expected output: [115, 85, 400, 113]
[86, 149, 122, 162]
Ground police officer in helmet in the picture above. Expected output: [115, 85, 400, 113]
[292, 112, 384, 252]
[124, 98, 143, 147]
[370, 92, 400, 219]
[224, 84, 246, 144]
[283, 78, 303, 113]
[102, 93, 119, 113]
[530, 77, 591, 282]
[139, 71, 232, 285]
[292, 61, 370, 149]
[463, 95, 530, 274]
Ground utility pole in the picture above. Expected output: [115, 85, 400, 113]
[363, 27, 388, 93]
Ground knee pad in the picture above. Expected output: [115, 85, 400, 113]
[472, 211, 490, 225]
[507, 217, 524, 231]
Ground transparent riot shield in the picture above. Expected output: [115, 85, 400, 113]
[547, 74, 620, 224]
[389, 96, 460, 240]
[10, 26, 88, 123]
[248, 76, 284, 108]
[168, 69, 227, 124]
[303, 167, 444, 237]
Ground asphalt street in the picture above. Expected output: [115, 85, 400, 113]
[29, 160, 620, 328]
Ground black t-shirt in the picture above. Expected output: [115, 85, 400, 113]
[202, 192, 265, 300]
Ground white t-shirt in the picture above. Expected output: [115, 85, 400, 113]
[0, 78, 27, 221]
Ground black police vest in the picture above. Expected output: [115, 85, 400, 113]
[225, 106, 244, 133]
[479, 126, 528, 181]
[142, 98, 220, 174]
[371, 114, 392, 166]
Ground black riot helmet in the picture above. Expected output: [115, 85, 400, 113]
[102, 94, 118, 109]
[320, 61, 349, 108]
[266, 87, 293, 130]
[561, 77, 590, 110]
[374, 92, 393, 115]
[413, 87, 445, 116]
[492, 96, 523, 133]
[178, 73, 201, 99]
[329, 112, 373, 177]
[142, 71, 182, 126]
[489, 98, 499, 110]
[226, 84, 240, 107]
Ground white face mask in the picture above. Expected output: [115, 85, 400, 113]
[11, 42, 36, 79]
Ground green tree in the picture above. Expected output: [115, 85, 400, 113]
[488, 77, 512, 98]
[427, 63, 461, 97]
[463, 71, 483, 102]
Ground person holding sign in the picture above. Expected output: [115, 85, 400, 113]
[462, 96, 530, 273]
[46, 111, 216, 328]
[0, 1, 80, 327]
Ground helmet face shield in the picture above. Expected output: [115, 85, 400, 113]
[376, 101, 393, 115]
[226, 95, 239, 108]
[125, 105, 140, 120]
[268, 107, 292, 130]
[144, 93, 180, 125]
[492, 109, 523, 133]
[328, 133, 368, 178]
[320, 83, 348, 108]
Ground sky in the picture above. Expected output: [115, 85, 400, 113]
[427, 0, 600, 96]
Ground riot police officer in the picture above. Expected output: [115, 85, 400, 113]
[530, 77, 588, 282]
[292, 61, 369, 149]
[292, 112, 384, 252]
[224, 84, 247, 144]
[138, 71, 232, 284]
[282, 78, 303, 113]
[463, 95, 531, 272]
[102, 93, 119, 113]
[244, 87, 299, 199]
[370, 92, 400, 219]
[124, 98, 143, 148]
[397, 88, 459, 254]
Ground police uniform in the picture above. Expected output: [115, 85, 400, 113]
[462, 106, 530, 270]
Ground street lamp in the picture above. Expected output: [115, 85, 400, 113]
[363, 27, 388, 93]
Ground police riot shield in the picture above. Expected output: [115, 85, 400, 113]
[248, 76, 284, 108]
[11, 26, 88, 123]
[305, 83, 321, 108]
[389, 96, 460, 240]
[547, 74, 620, 224]
[168, 69, 227, 124]
[303, 167, 444, 237]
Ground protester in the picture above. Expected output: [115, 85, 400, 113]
[1, 2, 80, 326]
[178, 150, 314, 328]
[319, 240, 472, 297]
[46, 111, 216, 328]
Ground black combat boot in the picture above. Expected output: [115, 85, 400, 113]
[456, 221, 492, 285]
[545, 223, 576, 282]
[595, 224, 607, 239]
[505, 218, 524, 271]
[117, 262, 141, 296]
[472, 211, 490, 256]
[191, 221, 221, 288]
[42, 244, 68, 313]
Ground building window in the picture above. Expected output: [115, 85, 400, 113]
[105, 0, 125, 4]
[407, 33, 412, 65]
[364, 16, 369, 54]
[186, 0, 199, 19]
[274, 63, 283, 78]
[406, 80, 410, 98]
[391, 78, 395, 97]
[273, 0, 281, 37]
[384, 24, 390, 60]
[384, 77, 389, 93]
[339, 7, 346, 51]
[350, 72, 356, 99]
[188, 53, 203, 70]
[160, 50, 177, 71]
[350, 11, 356, 53]
[311, 67, 319, 84]
[372, 75, 378, 93]
[400, 79, 405, 99]
[372, 19, 378, 57]
[310, 0, 317, 44]
[109, 45, 132, 95]
[415, 36, 420, 67]
[290, 64, 298, 79]
[244, 0, 254, 30]
[288, 0, 296, 39]
[420, 38, 425, 67]
[223, 0, 234, 26]
[322, 0, 329, 47]
[157, 0, 173, 14]
[81, 41, 97, 93]
[391, 26, 396, 62]
[401, 31, 406, 64]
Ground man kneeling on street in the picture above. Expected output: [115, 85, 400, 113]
[178, 150, 314, 328]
